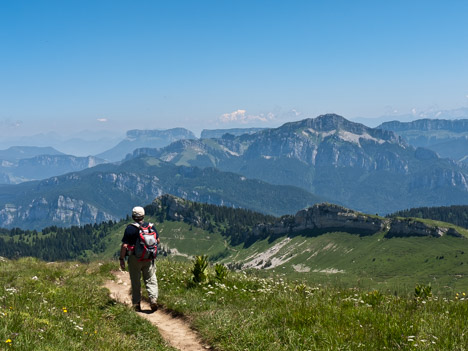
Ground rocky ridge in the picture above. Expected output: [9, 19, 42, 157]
[152, 195, 466, 240]
[378, 119, 468, 133]
[378, 118, 468, 165]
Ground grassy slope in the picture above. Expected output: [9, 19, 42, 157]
[93, 215, 468, 294]
[2, 257, 467, 350]
[222, 232, 468, 293]
[2, 207, 467, 294]
[0, 258, 175, 351]
[159, 259, 468, 351]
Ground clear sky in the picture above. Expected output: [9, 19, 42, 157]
[1, 0, 468, 137]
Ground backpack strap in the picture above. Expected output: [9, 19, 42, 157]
[131, 222, 158, 241]
[126, 223, 141, 254]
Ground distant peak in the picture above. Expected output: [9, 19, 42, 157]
[282, 114, 365, 133]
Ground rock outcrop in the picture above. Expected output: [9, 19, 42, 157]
[386, 218, 463, 238]
[253, 203, 388, 237]
[149, 195, 465, 240]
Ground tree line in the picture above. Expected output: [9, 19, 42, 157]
[0, 197, 279, 261]
[145, 198, 277, 245]
[0, 220, 116, 261]
[389, 205, 468, 229]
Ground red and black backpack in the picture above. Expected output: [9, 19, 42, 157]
[131, 222, 159, 261]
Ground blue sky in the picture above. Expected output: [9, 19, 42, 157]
[1, 0, 468, 137]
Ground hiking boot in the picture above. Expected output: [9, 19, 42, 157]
[150, 302, 158, 312]
[133, 303, 141, 312]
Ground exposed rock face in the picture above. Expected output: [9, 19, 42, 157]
[386, 218, 462, 238]
[252, 203, 388, 237]
[378, 118, 468, 165]
[0, 196, 117, 228]
[294, 204, 387, 233]
[149, 194, 204, 226]
[149, 195, 465, 240]
[0, 171, 165, 229]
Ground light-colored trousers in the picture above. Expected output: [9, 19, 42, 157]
[127, 255, 158, 305]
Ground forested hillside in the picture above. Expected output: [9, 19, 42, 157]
[0, 221, 116, 261]
[390, 205, 468, 229]
[0, 196, 277, 261]
[0, 156, 321, 229]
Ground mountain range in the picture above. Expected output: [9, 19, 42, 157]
[0, 146, 64, 161]
[378, 118, 468, 164]
[128, 114, 468, 214]
[351, 107, 468, 127]
[0, 131, 124, 157]
[0, 146, 107, 184]
[200, 127, 266, 139]
[0, 156, 322, 229]
[96, 128, 196, 162]
[2, 114, 468, 229]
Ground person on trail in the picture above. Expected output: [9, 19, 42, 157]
[119, 206, 160, 312]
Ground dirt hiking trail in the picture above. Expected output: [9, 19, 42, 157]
[104, 270, 209, 351]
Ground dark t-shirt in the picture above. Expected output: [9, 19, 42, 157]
[121, 223, 141, 246]
[121, 222, 158, 246]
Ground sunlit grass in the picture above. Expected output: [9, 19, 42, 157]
[157, 258, 468, 351]
[2, 256, 467, 350]
[0, 257, 175, 351]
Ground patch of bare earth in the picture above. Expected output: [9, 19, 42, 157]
[104, 270, 209, 351]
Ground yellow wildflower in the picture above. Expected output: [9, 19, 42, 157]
[62, 307, 68, 313]
[5, 339, 12, 343]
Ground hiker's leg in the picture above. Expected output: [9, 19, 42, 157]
[142, 261, 158, 303]
[128, 255, 142, 305]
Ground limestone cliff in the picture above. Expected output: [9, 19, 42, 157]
[151, 195, 465, 240]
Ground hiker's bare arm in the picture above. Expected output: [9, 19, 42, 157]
[119, 243, 127, 270]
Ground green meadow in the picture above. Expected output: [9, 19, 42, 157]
[1, 257, 468, 350]
[0, 257, 176, 351]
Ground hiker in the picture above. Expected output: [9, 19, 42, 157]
[119, 206, 160, 312]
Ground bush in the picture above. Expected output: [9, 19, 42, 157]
[191, 255, 209, 284]
[414, 283, 432, 300]
[214, 263, 228, 282]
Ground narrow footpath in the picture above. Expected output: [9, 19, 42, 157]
[105, 270, 209, 351]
